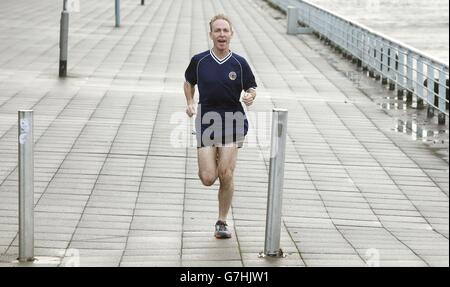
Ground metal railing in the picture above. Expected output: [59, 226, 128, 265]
[267, 0, 300, 11]
[268, 0, 449, 123]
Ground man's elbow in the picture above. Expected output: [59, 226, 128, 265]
[185, 81, 195, 88]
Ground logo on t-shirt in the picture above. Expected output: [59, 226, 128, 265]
[229, 71, 237, 81]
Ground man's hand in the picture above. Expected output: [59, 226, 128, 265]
[186, 103, 197, 117]
[242, 91, 256, 106]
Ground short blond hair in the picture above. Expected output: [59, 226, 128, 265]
[209, 14, 233, 32]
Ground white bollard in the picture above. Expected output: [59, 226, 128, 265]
[264, 109, 288, 257]
[18, 110, 34, 262]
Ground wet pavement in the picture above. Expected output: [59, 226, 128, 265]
[303, 34, 450, 164]
[0, 0, 448, 267]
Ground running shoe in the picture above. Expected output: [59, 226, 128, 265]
[214, 220, 232, 239]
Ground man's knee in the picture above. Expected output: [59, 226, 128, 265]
[218, 168, 234, 184]
[199, 171, 217, 186]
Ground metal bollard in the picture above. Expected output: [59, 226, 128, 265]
[141, 0, 145, 5]
[59, 5, 69, 77]
[115, 0, 120, 27]
[18, 110, 34, 262]
[264, 109, 288, 257]
[287, 6, 298, 35]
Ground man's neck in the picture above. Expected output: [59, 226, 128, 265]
[212, 47, 231, 60]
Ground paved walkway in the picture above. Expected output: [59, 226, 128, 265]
[0, 0, 448, 267]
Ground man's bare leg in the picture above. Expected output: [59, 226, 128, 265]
[197, 146, 218, 186]
[217, 145, 238, 221]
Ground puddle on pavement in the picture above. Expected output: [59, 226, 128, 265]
[394, 119, 448, 144]
[345, 71, 362, 88]
[379, 95, 423, 111]
[377, 92, 448, 151]
[381, 101, 408, 111]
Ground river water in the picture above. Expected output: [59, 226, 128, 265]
[307, 0, 449, 64]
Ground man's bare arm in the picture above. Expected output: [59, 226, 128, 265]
[184, 81, 196, 117]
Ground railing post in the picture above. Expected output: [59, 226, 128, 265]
[416, 58, 425, 109]
[374, 37, 383, 81]
[361, 31, 367, 70]
[352, 28, 357, 61]
[325, 12, 331, 41]
[18, 110, 34, 263]
[59, 1, 69, 77]
[115, 0, 120, 27]
[343, 25, 349, 58]
[345, 27, 351, 59]
[331, 16, 337, 46]
[381, 42, 389, 85]
[397, 48, 406, 98]
[427, 64, 435, 118]
[406, 51, 414, 103]
[287, 6, 298, 35]
[349, 27, 353, 59]
[438, 67, 447, 125]
[349, 27, 355, 61]
[388, 47, 396, 91]
[264, 109, 288, 257]
[368, 37, 376, 78]
[357, 30, 363, 68]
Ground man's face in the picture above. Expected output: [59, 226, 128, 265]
[210, 19, 233, 52]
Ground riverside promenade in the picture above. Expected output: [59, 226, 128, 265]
[0, 0, 448, 267]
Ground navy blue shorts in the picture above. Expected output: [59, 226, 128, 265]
[195, 109, 248, 148]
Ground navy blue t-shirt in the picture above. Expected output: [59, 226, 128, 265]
[185, 49, 257, 147]
[185, 49, 257, 110]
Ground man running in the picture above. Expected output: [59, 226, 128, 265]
[184, 14, 257, 239]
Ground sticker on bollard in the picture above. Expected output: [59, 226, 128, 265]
[19, 119, 30, 144]
[65, 0, 80, 13]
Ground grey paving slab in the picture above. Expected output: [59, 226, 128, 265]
[0, 0, 447, 267]
[120, 261, 182, 267]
